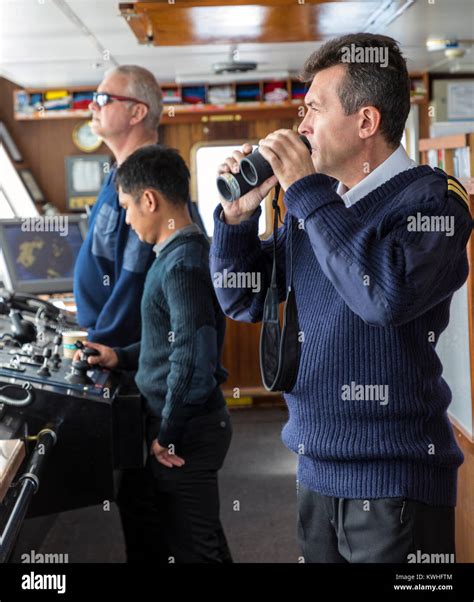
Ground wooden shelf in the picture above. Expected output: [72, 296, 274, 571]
[419, 133, 471, 152]
[13, 79, 304, 122]
[13, 72, 427, 122]
[410, 97, 428, 105]
[166, 99, 300, 113]
[15, 109, 91, 121]
[14, 86, 94, 121]
[419, 133, 474, 181]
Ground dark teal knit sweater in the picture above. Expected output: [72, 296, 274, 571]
[115, 228, 227, 447]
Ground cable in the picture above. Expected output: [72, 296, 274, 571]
[0, 382, 35, 407]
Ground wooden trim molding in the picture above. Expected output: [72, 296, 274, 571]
[419, 134, 469, 152]
[467, 201, 474, 437]
[450, 415, 474, 446]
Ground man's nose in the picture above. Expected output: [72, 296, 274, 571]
[298, 114, 312, 136]
[89, 100, 98, 113]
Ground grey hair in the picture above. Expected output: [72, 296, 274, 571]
[105, 65, 163, 131]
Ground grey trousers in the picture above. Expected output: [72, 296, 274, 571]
[297, 483, 455, 563]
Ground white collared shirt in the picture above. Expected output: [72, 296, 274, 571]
[336, 145, 418, 208]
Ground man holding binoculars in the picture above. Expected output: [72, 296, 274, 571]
[211, 32, 473, 562]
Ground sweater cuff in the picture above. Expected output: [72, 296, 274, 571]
[158, 417, 186, 449]
[114, 345, 139, 371]
[285, 173, 341, 221]
[211, 203, 262, 258]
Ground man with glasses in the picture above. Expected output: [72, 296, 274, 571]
[73, 65, 205, 562]
[74, 65, 163, 347]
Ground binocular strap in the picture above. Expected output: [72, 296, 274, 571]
[259, 185, 301, 393]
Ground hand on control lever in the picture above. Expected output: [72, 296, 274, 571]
[72, 341, 119, 369]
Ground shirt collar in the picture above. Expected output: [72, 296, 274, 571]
[336, 145, 418, 208]
[153, 223, 201, 256]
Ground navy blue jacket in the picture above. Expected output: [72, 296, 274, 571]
[74, 167, 202, 347]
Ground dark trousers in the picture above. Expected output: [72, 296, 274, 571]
[117, 406, 233, 563]
[297, 483, 455, 563]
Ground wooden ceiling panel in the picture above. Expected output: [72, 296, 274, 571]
[119, 1, 376, 46]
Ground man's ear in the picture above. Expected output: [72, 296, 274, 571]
[143, 189, 160, 213]
[130, 103, 148, 126]
[358, 105, 382, 140]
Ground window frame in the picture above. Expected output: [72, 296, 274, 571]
[190, 139, 274, 240]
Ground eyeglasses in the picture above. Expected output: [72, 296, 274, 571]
[92, 91, 149, 109]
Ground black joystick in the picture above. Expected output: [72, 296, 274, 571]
[83, 347, 100, 361]
[10, 310, 37, 344]
[51, 334, 62, 370]
[37, 347, 52, 377]
[65, 344, 100, 385]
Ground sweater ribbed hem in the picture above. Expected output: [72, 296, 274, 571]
[298, 455, 458, 506]
[211, 204, 262, 258]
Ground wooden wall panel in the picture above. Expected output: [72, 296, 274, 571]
[158, 116, 299, 165]
[159, 114, 298, 389]
[0, 77, 109, 213]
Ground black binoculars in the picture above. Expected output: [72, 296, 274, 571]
[216, 134, 312, 202]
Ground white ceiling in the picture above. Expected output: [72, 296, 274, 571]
[0, 0, 473, 88]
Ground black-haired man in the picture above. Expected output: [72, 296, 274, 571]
[83, 144, 233, 563]
[211, 33, 473, 562]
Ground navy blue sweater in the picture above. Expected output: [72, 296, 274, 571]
[210, 166, 473, 506]
[73, 167, 155, 346]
